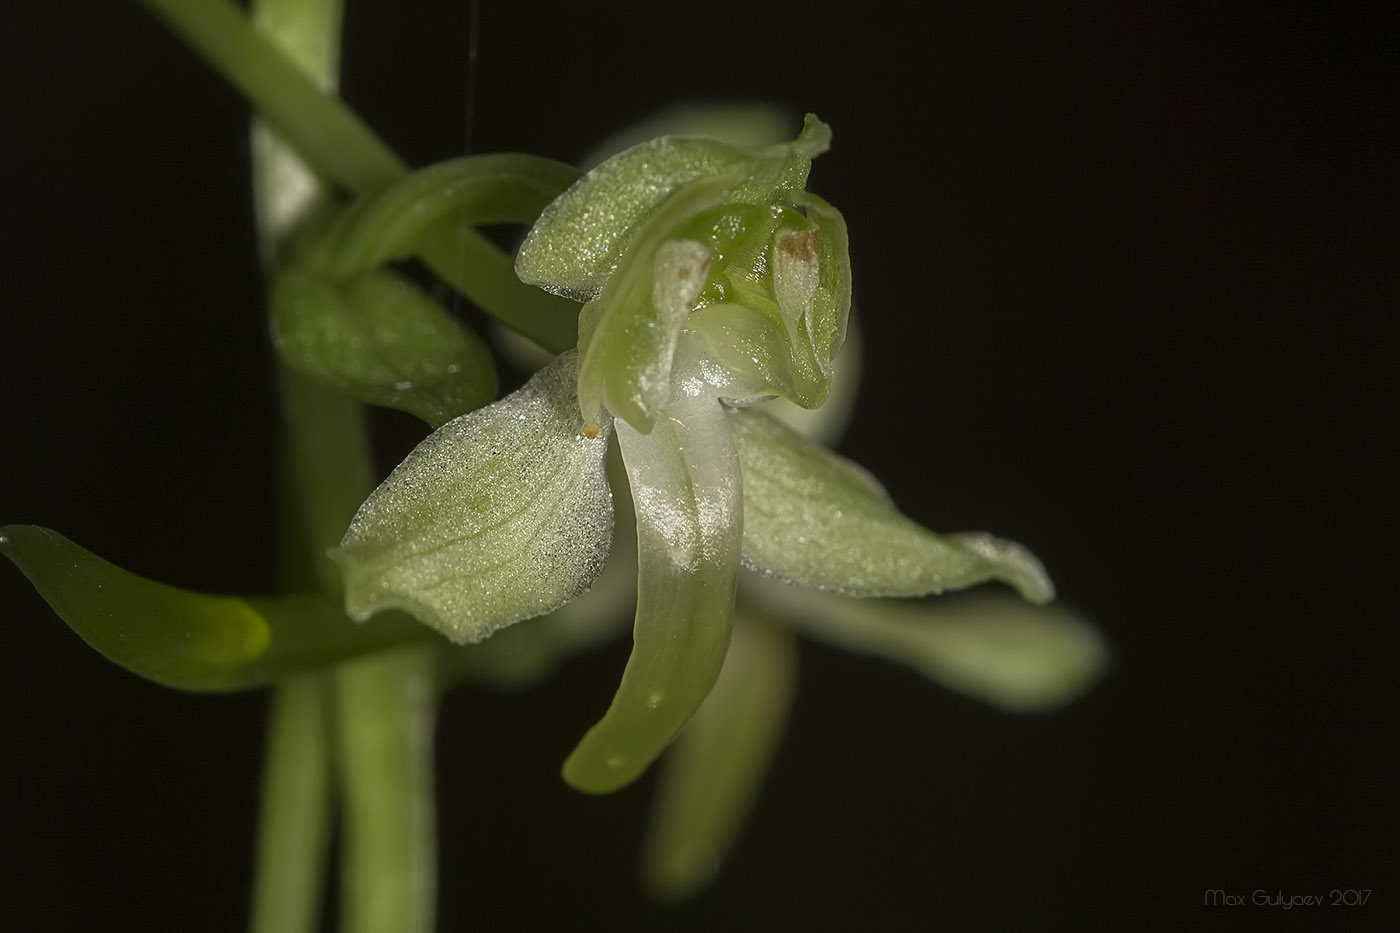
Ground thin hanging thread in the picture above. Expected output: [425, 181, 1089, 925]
[452, 0, 481, 320]
[463, 0, 480, 157]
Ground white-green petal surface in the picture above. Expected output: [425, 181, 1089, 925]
[564, 337, 743, 793]
[728, 407, 1054, 603]
[574, 175, 734, 430]
[330, 351, 613, 644]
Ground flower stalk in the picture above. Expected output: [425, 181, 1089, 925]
[247, 1, 436, 931]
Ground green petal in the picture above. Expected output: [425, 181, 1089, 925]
[563, 338, 742, 793]
[517, 115, 831, 302]
[574, 172, 729, 428]
[272, 268, 496, 427]
[788, 191, 852, 378]
[728, 407, 1054, 603]
[330, 351, 614, 644]
[749, 579, 1108, 711]
[684, 197, 851, 409]
[684, 300, 801, 402]
[643, 606, 796, 900]
[0, 525, 424, 692]
[762, 313, 864, 446]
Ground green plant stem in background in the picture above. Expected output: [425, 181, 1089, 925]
[142, 0, 399, 191]
[280, 371, 440, 933]
[250, 675, 333, 933]
[137, 0, 578, 353]
[247, 1, 346, 931]
[244, 1, 436, 931]
[335, 645, 439, 933]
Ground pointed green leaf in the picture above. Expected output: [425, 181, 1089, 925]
[517, 115, 831, 302]
[644, 608, 796, 900]
[330, 351, 614, 644]
[1, 525, 425, 692]
[750, 579, 1108, 711]
[728, 407, 1055, 603]
[564, 338, 742, 793]
[272, 268, 496, 427]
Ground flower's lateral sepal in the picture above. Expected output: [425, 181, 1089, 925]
[728, 407, 1055, 603]
[564, 337, 742, 793]
[437, 446, 638, 690]
[331, 351, 614, 644]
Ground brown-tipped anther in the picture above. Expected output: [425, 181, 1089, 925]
[777, 229, 818, 262]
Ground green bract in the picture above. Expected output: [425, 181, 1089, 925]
[273, 268, 496, 428]
[333, 115, 1085, 795]
[271, 154, 582, 425]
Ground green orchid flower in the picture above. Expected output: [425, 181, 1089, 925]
[330, 115, 1075, 798]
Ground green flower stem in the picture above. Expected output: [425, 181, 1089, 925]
[277, 368, 376, 590]
[279, 363, 441, 933]
[334, 645, 439, 933]
[410, 220, 578, 353]
[250, 0, 344, 267]
[244, 2, 432, 932]
[136, 0, 580, 352]
[250, 675, 333, 933]
[138, 0, 400, 192]
[246, 0, 347, 931]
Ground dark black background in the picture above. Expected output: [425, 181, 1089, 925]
[2, 1, 1393, 929]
